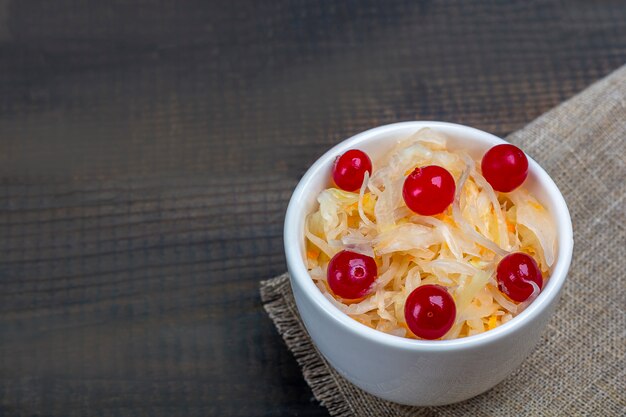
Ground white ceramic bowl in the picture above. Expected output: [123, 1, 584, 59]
[284, 121, 573, 406]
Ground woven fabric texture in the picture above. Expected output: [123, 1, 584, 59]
[260, 65, 626, 417]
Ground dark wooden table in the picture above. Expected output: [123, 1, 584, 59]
[0, 1, 624, 416]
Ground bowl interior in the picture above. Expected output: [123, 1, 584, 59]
[285, 121, 573, 347]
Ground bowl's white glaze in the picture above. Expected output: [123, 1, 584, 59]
[284, 122, 573, 406]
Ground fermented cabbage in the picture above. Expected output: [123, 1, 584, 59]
[305, 129, 556, 339]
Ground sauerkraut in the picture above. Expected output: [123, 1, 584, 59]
[304, 128, 557, 339]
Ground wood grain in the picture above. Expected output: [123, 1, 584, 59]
[0, 1, 624, 416]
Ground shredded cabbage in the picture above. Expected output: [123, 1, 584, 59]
[305, 128, 555, 339]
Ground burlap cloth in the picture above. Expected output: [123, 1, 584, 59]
[260, 65, 626, 417]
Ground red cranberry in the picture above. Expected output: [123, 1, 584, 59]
[332, 149, 372, 191]
[481, 144, 528, 192]
[327, 250, 377, 300]
[402, 165, 455, 216]
[404, 285, 456, 340]
[496, 252, 543, 302]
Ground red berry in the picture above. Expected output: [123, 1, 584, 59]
[404, 285, 456, 340]
[327, 250, 378, 300]
[332, 149, 372, 191]
[481, 144, 528, 192]
[496, 252, 543, 302]
[402, 165, 456, 216]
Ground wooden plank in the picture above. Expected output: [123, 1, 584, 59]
[0, 0, 625, 415]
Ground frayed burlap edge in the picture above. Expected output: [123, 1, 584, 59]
[260, 273, 434, 417]
[260, 273, 357, 417]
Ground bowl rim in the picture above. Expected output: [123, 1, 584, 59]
[284, 121, 573, 352]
